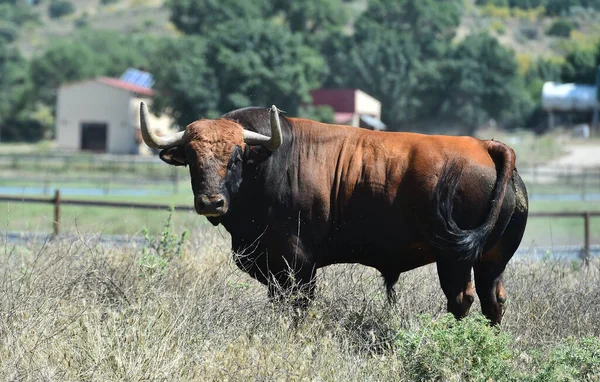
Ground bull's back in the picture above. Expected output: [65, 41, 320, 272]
[319, 129, 501, 264]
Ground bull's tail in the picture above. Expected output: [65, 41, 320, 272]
[427, 141, 516, 262]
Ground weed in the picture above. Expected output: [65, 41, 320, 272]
[138, 207, 188, 277]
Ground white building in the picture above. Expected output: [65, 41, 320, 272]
[55, 76, 174, 155]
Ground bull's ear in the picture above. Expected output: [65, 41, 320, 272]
[159, 146, 187, 166]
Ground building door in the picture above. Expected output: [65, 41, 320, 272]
[80, 123, 108, 152]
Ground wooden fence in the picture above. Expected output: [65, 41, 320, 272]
[0, 190, 598, 259]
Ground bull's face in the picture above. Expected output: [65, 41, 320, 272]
[138, 102, 282, 217]
[159, 120, 245, 216]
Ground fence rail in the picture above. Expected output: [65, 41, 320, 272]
[1, 190, 598, 259]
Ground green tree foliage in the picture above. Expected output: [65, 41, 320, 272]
[0, 1, 39, 31]
[356, 0, 462, 60]
[29, 30, 158, 109]
[478, 0, 600, 15]
[522, 58, 562, 129]
[546, 18, 575, 37]
[0, 44, 47, 141]
[272, 0, 348, 48]
[326, 0, 464, 129]
[29, 40, 98, 107]
[561, 48, 598, 84]
[166, 0, 271, 35]
[439, 33, 534, 131]
[48, 0, 75, 19]
[0, 45, 27, 132]
[205, 18, 327, 115]
[149, 36, 220, 129]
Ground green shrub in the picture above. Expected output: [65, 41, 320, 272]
[100, 0, 119, 4]
[48, 0, 75, 19]
[519, 24, 539, 40]
[490, 19, 507, 34]
[546, 18, 575, 37]
[0, 23, 18, 42]
[73, 13, 88, 28]
[536, 337, 600, 380]
[395, 314, 516, 381]
[477, 0, 510, 6]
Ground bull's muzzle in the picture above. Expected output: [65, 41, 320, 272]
[195, 194, 227, 216]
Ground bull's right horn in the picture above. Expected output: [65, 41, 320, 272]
[139, 101, 186, 149]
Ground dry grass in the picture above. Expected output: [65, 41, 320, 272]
[1, 222, 599, 381]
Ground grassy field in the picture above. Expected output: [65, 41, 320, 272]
[0, 220, 598, 381]
[1, 190, 197, 236]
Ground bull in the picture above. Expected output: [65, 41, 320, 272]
[139, 102, 528, 325]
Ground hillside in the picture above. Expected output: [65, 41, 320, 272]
[14, 0, 174, 58]
[457, 2, 600, 63]
[12, 0, 600, 62]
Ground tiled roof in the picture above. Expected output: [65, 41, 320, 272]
[97, 77, 155, 97]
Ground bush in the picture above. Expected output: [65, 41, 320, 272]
[139, 207, 188, 278]
[48, 0, 75, 19]
[100, 0, 119, 4]
[490, 19, 507, 34]
[547, 18, 575, 37]
[519, 24, 539, 40]
[0, 23, 18, 42]
[481, 3, 512, 17]
[73, 14, 88, 28]
[537, 337, 600, 380]
[396, 314, 515, 381]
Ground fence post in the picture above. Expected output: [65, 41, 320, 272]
[53, 189, 61, 236]
[583, 212, 590, 264]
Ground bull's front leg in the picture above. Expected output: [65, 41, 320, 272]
[266, 235, 317, 310]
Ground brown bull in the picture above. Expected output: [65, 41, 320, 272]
[140, 102, 528, 325]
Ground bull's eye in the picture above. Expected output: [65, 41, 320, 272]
[228, 148, 242, 169]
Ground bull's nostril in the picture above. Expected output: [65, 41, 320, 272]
[216, 198, 225, 208]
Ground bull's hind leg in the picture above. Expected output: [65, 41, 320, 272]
[475, 196, 528, 326]
[436, 259, 476, 319]
[473, 257, 507, 325]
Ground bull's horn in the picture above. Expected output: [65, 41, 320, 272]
[139, 101, 186, 149]
[242, 105, 283, 151]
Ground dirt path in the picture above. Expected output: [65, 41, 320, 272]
[548, 144, 600, 167]
[528, 143, 600, 183]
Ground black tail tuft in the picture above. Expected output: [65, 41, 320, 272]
[427, 160, 491, 262]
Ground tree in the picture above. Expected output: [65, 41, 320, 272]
[205, 18, 327, 115]
[29, 30, 160, 110]
[0, 2, 39, 25]
[561, 48, 597, 84]
[0, 45, 25, 139]
[0, 45, 47, 142]
[438, 33, 534, 132]
[166, 0, 271, 35]
[29, 39, 98, 107]
[149, 36, 220, 129]
[546, 18, 575, 37]
[325, 0, 463, 129]
[355, 0, 462, 60]
[272, 0, 349, 47]
[48, 0, 75, 19]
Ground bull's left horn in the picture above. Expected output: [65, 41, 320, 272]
[139, 101, 186, 149]
[242, 105, 283, 151]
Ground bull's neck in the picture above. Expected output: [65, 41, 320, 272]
[220, 120, 357, 237]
